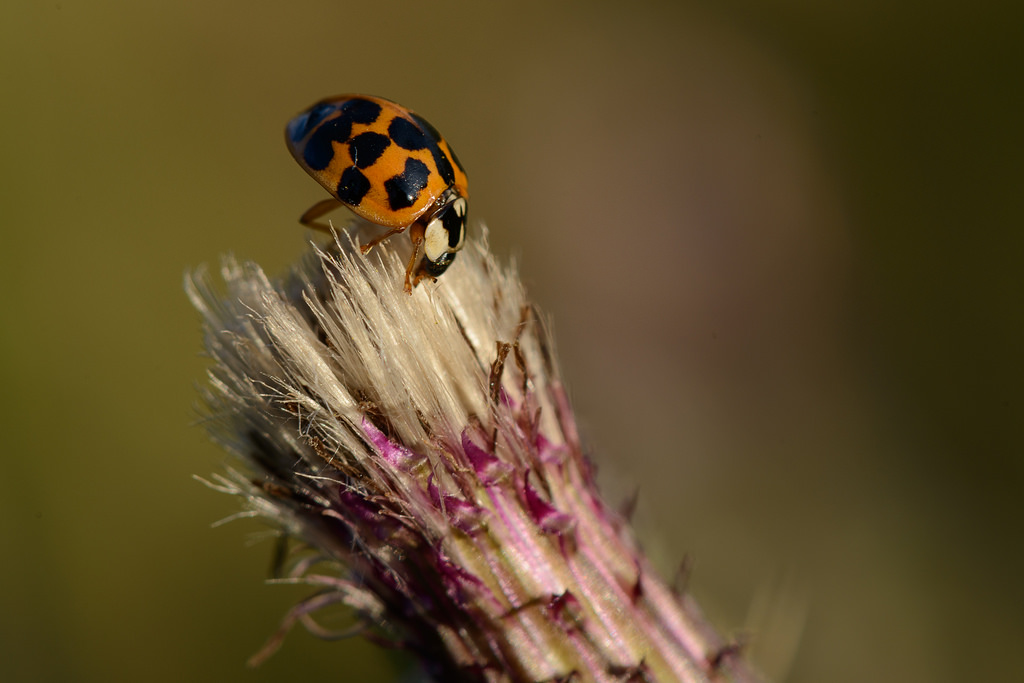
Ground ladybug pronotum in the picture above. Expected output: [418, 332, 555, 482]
[285, 94, 468, 292]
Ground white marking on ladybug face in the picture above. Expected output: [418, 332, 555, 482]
[449, 197, 467, 251]
[424, 216, 450, 263]
[423, 197, 468, 263]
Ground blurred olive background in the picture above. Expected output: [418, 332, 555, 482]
[2, 1, 1021, 681]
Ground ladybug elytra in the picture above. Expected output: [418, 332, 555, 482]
[285, 94, 468, 292]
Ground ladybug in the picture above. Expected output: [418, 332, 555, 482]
[285, 94, 468, 292]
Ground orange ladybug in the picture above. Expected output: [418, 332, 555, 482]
[286, 95, 468, 292]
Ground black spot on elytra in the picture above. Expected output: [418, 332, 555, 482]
[303, 116, 351, 171]
[348, 132, 390, 168]
[288, 102, 336, 143]
[299, 98, 384, 171]
[447, 143, 466, 174]
[340, 98, 383, 125]
[389, 117, 428, 150]
[384, 158, 430, 210]
[336, 167, 371, 206]
[411, 112, 443, 142]
[431, 146, 456, 186]
[410, 113, 456, 185]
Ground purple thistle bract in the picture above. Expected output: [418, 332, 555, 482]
[187, 228, 766, 682]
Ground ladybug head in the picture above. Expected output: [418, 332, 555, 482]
[421, 196, 467, 277]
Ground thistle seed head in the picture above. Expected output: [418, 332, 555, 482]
[187, 228, 766, 682]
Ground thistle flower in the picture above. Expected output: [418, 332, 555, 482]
[187, 225, 766, 682]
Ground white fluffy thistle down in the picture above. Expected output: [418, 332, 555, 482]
[187, 227, 766, 682]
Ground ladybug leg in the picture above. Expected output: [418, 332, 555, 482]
[360, 226, 406, 255]
[402, 224, 427, 294]
[403, 238, 423, 294]
[299, 198, 346, 232]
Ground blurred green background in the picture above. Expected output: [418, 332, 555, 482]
[2, 1, 1021, 681]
